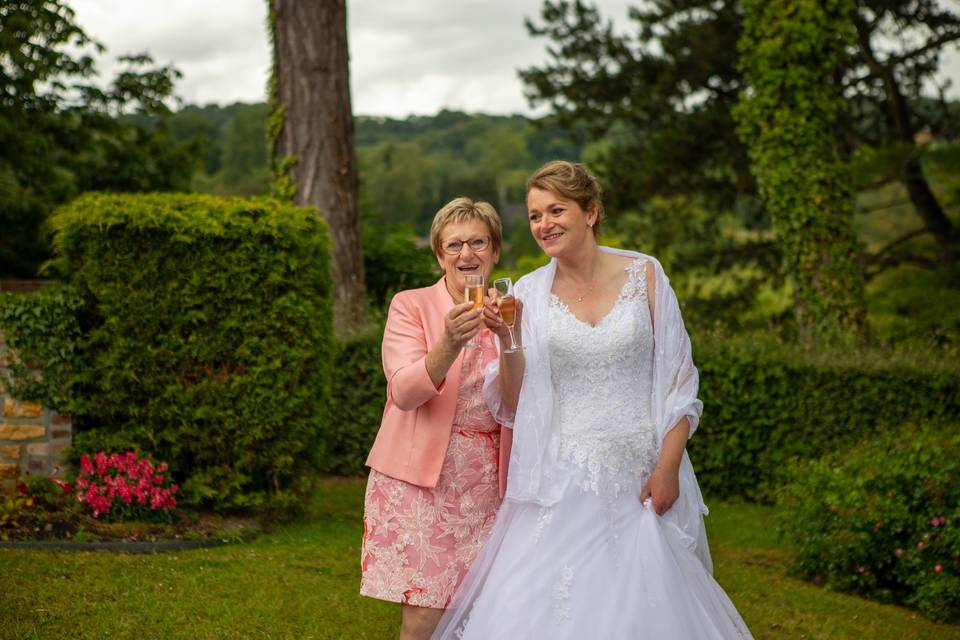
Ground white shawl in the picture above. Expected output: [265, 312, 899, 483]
[483, 246, 711, 564]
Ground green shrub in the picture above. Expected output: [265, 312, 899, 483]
[777, 423, 960, 622]
[362, 220, 437, 309]
[321, 325, 385, 476]
[48, 192, 333, 512]
[690, 334, 960, 500]
[0, 285, 82, 409]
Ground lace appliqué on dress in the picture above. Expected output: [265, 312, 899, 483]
[552, 565, 575, 623]
[549, 258, 658, 499]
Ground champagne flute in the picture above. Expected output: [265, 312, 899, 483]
[493, 277, 521, 353]
[463, 274, 485, 348]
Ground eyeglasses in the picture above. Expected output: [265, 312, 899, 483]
[441, 236, 491, 255]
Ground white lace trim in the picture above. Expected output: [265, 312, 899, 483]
[532, 505, 554, 544]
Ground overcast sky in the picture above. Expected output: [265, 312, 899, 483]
[70, 0, 960, 118]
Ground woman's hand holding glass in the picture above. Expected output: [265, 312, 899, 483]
[444, 300, 484, 349]
[483, 277, 522, 353]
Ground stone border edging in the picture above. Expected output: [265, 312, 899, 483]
[0, 538, 234, 553]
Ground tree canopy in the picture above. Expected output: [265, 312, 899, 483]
[0, 0, 197, 277]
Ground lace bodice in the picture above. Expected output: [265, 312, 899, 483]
[548, 258, 658, 496]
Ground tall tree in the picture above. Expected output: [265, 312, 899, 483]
[269, 0, 366, 333]
[735, 0, 867, 341]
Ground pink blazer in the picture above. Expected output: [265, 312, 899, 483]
[365, 278, 512, 495]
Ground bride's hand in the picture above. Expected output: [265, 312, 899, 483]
[482, 288, 522, 341]
[640, 465, 680, 515]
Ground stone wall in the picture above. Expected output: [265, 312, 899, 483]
[0, 285, 72, 494]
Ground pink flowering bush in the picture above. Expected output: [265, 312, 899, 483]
[778, 423, 960, 622]
[75, 451, 178, 522]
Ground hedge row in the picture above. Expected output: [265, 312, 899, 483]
[326, 328, 959, 501]
[690, 336, 960, 500]
[47, 192, 333, 511]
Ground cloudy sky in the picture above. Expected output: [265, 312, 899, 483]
[70, 0, 959, 118]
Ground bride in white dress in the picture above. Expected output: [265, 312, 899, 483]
[432, 161, 753, 639]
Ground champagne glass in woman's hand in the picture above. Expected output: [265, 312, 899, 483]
[463, 274, 485, 348]
[493, 277, 521, 353]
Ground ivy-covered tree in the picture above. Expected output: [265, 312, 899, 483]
[734, 0, 867, 342]
[0, 0, 198, 277]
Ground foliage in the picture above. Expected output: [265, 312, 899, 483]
[163, 105, 578, 258]
[322, 327, 385, 476]
[866, 264, 960, 346]
[0, 492, 35, 540]
[310, 321, 960, 497]
[0, 0, 198, 277]
[48, 192, 334, 512]
[690, 333, 960, 501]
[0, 284, 82, 409]
[360, 192, 438, 309]
[520, 0, 960, 281]
[74, 451, 178, 521]
[733, 0, 867, 341]
[777, 423, 960, 622]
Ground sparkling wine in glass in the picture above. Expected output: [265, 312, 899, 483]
[463, 274, 484, 348]
[493, 277, 521, 353]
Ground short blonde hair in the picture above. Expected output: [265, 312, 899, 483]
[429, 197, 503, 259]
[526, 161, 605, 237]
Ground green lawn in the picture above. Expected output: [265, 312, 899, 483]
[2, 479, 957, 640]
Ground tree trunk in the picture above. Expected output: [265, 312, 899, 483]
[856, 20, 957, 266]
[271, 0, 367, 333]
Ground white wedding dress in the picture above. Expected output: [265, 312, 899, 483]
[433, 259, 752, 639]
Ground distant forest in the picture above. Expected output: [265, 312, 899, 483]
[153, 103, 581, 237]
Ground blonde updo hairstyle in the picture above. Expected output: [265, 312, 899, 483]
[429, 196, 503, 264]
[525, 160, 605, 238]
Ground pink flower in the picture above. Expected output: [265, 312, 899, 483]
[895, 548, 904, 557]
[932, 517, 941, 527]
[857, 566, 866, 574]
[935, 564, 943, 573]
[918, 541, 927, 551]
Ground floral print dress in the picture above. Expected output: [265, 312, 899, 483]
[360, 331, 501, 608]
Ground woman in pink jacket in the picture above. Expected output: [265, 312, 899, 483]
[360, 197, 512, 640]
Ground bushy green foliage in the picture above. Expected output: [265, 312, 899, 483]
[322, 327, 385, 476]
[48, 192, 333, 511]
[0, 285, 82, 409]
[0, 1, 197, 277]
[690, 334, 960, 500]
[362, 227, 437, 310]
[734, 0, 867, 340]
[777, 423, 960, 622]
[310, 322, 960, 499]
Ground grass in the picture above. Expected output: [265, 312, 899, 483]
[2, 479, 958, 639]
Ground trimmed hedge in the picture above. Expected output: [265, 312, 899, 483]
[690, 335, 960, 500]
[322, 328, 385, 476]
[324, 328, 960, 504]
[777, 423, 960, 622]
[49, 192, 333, 511]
